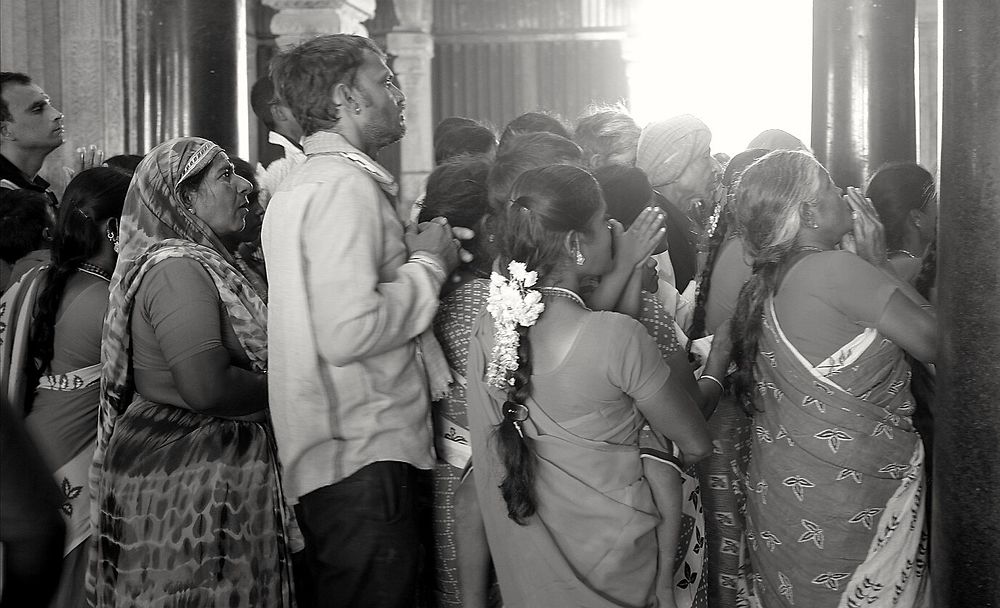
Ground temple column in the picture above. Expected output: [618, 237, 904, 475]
[385, 0, 434, 206]
[811, 0, 916, 187]
[933, 1, 1000, 605]
[915, 0, 939, 174]
[124, 0, 241, 153]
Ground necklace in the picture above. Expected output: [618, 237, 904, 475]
[891, 249, 918, 259]
[538, 286, 589, 310]
[794, 245, 831, 254]
[78, 262, 112, 282]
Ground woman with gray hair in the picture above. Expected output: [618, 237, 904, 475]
[730, 150, 934, 607]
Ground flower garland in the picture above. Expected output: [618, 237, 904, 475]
[486, 261, 545, 389]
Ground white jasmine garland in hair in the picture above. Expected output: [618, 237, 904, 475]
[486, 261, 545, 389]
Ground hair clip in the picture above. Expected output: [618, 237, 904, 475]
[76, 207, 91, 222]
[502, 400, 530, 439]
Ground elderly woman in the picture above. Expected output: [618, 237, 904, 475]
[0, 167, 130, 607]
[730, 151, 934, 607]
[636, 114, 719, 314]
[88, 138, 298, 606]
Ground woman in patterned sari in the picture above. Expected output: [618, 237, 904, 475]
[88, 137, 298, 606]
[730, 151, 935, 607]
[0, 168, 129, 607]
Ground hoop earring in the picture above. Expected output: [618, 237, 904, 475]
[107, 229, 119, 254]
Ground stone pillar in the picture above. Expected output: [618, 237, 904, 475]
[1, 0, 125, 194]
[915, 0, 939, 175]
[386, 0, 434, 206]
[124, 0, 242, 154]
[263, 0, 375, 49]
[812, 0, 916, 187]
[933, 2, 1000, 606]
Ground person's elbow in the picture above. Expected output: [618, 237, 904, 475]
[681, 437, 714, 465]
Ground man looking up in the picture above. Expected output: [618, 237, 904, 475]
[0, 72, 64, 208]
[263, 34, 465, 607]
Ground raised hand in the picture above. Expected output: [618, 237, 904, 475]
[614, 207, 666, 271]
[841, 186, 888, 266]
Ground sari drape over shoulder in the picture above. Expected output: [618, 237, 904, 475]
[745, 300, 928, 608]
[466, 310, 660, 608]
[87, 138, 299, 607]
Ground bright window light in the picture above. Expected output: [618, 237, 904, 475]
[628, 0, 813, 156]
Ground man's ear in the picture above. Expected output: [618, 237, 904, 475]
[0, 121, 13, 141]
[269, 103, 292, 124]
[331, 82, 355, 114]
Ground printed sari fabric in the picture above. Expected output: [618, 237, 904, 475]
[427, 278, 491, 607]
[745, 300, 928, 608]
[638, 291, 708, 608]
[0, 265, 101, 607]
[88, 138, 298, 607]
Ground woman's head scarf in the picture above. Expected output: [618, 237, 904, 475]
[636, 115, 712, 189]
[114, 137, 232, 274]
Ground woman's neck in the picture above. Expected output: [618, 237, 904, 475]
[86, 245, 117, 274]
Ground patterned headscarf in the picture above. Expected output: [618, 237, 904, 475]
[636, 114, 712, 189]
[91, 137, 270, 528]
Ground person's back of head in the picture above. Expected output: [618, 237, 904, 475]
[28, 167, 131, 375]
[733, 150, 822, 262]
[0, 72, 33, 123]
[269, 34, 384, 138]
[0, 188, 53, 264]
[250, 75, 278, 131]
[433, 116, 477, 143]
[746, 129, 809, 153]
[103, 154, 144, 176]
[54, 167, 130, 266]
[866, 161, 935, 252]
[498, 111, 572, 153]
[574, 105, 640, 170]
[487, 132, 583, 211]
[419, 155, 493, 272]
[497, 164, 603, 278]
[592, 164, 653, 227]
[434, 123, 497, 165]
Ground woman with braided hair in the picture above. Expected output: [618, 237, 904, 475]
[730, 151, 935, 607]
[465, 164, 712, 607]
[0, 167, 129, 606]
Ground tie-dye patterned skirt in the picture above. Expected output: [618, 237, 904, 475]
[90, 399, 297, 607]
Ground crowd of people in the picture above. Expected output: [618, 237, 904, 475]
[0, 31, 937, 608]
